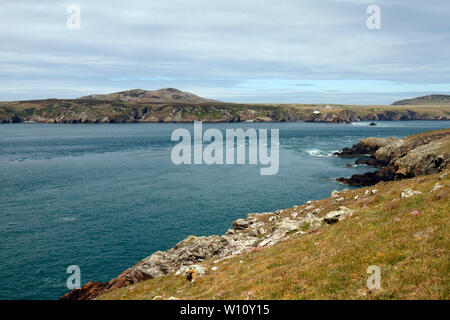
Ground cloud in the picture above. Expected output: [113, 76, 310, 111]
[0, 0, 449, 103]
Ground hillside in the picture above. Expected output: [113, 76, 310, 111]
[78, 88, 218, 104]
[392, 94, 450, 106]
[61, 129, 450, 300]
[96, 170, 449, 300]
[0, 89, 449, 123]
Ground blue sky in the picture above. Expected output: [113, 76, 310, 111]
[0, 0, 449, 104]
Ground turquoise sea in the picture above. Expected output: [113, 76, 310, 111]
[0, 121, 449, 299]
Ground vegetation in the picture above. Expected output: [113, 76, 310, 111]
[1, 90, 449, 123]
[0, 99, 449, 123]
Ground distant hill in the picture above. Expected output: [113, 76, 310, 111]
[392, 94, 450, 105]
[77, 88, 219, 104]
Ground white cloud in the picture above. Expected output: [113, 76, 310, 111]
[0, 0, 449, 103]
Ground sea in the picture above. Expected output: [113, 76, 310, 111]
[0, 120, 449, 299]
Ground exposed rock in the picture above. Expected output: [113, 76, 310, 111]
[401, 188, 422, 198]
[331, 190, 340, 198]
[105, 235, 224, 291]
[258, 218, 301, 247]
[62, 198, 340, 300]
[334, 137, 394, 157]
[59, 281, 108, 300]
[175, 264, 207, 277]
[431, 183, 443, 192]
[394, 141, 447, 177]
[232, 218, 257, 230]
[323, 207, 354, 224]
[337, 129, 450, 186]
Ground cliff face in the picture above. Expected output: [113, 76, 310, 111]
[336, 129, 450, 185]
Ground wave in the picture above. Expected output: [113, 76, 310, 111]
[306, 149, 338, 158]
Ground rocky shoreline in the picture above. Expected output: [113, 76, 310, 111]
[335, 129, 450, 185]
[61, 200, 355, 300]
[60, 128, 450, 300]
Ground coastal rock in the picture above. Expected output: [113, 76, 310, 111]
[219, 233, 259, 257]
[232, 218, 257, 230]
[323, 207, 354, 224]
[334, 137, 394, 157]
[59, 281, 108, 300]
[336, 129, 450, 186]
[394, 139, 448, 177]
[106, 235, 225, 291]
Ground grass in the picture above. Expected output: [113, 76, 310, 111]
[99, 170, 449, 300]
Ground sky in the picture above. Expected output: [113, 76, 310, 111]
[0, 0, 449, 104]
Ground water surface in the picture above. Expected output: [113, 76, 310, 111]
[0, 121, 448, 299]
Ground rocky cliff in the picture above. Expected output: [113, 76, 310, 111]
[335, 129, 450, 185]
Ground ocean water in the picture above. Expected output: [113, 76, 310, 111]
[0, 121, 449, 300]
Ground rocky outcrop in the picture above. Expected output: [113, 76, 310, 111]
[59, 281, 108, 300]
[334, 137, 395, 157]
[323, 207, 354, 224]
[337, 129, 450, 185]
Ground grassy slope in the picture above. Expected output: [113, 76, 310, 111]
[99, 171, 449, 300]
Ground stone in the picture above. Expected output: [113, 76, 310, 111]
[323, 207, 354, 224]
[175, 264, 207, 277]
[431, 183, 443, 193]
[232, 218, 257, 230]
[258, 218, 301, 247]
[401, 188, 422, 198]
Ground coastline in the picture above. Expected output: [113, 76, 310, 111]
[1, 100, 449, 124]
[61, 128, 450, 300]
